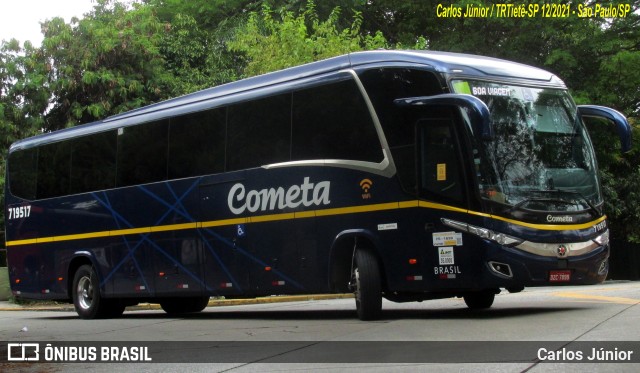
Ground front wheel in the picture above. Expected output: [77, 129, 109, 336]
[72, 264, 124, 319]
[463, 290, 495, 310]
[353, 250, 382, 320]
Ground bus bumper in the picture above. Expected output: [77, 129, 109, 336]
[483, 243, 609, 287]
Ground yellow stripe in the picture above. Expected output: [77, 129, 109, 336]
[55, 231, 111, 242]
[398, 200, 419, 208]
[249, 212, 295, 223]
[418, 201, 469, 214]
[7, 238, 39, 246]
[199, 217, 248, 229]
[5, 200, 607, 247]
[150, 222, 197, 233]
[315, 202, 399, 217]
[294, 210, 316, 218]
[117, 227, 151, 236]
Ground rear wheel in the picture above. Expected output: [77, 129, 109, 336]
[353, 250, 382, 320]
[160, 297, 210, 315]
[72, 264, 124, 319]
[463, 290, 495, 310]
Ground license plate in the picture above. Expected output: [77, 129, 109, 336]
[549, 270, 571, 282]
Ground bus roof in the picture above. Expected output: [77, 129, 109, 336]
[10, 50, 565, 151]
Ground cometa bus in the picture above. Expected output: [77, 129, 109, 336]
[5, 50, 631, 320]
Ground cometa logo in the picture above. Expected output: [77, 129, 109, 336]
[546, 215, 573, 223]
[228, 177, 331, 215]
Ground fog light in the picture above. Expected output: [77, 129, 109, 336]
[488, 261, 513, 278]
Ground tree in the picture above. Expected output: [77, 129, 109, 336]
[159, 13, 241, 94]
[227, 1, 388, 77]
[41, 0, 173, 130]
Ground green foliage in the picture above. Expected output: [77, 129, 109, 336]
[41, 0, 173, 129]
[149, 0, 262, 30]
[587, 115, 640, 243]
[159, 13, 240, 94]
[228, 1, 388, 77]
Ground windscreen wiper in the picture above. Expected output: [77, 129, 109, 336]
[509, 189, 600, 217]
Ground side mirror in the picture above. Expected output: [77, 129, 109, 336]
[394, 94, 493, 140]
[578, 105, 632, 153]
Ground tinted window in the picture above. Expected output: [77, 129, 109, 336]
[70, 130, 117, 194]
[292, 79, 382, 162]
[168, 108, 226, 179]
[359, 68, 443, 192]
[227, 94, 291, 171]
[8, 148, 38, 200]
[37, 141, 71, 199]
[116, 120, 169, 187]
[359, 68, 442, 147]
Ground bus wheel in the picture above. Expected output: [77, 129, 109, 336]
[72, 264, 119, 319]
[160, 297, 210, 315]
[353, 250, 382, 320]
[463, 290, 495, 310]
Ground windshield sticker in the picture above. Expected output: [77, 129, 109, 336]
[437, 164, 447, 181]
[452, 81, 471, 94]
[522, 87, 534, 101]
[472, 86, 511, 97]
[439, 247, 455, 265]
[433, 232, 463, 247]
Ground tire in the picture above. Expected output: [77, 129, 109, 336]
[160, 297, 210, 315]
[353, 249, 382, 321]
[72, 264, 123, 319]
[463, 290, 495, 310]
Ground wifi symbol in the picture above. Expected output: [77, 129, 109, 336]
[360, 179, 373, 193]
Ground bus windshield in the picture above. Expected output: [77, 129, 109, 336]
[452, 80, 602, 214]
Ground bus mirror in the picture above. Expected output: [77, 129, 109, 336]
[578, 105, 632, 153]
[394, 94, 493, 140]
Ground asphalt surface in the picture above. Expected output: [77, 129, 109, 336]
[0, 293, 355, 312]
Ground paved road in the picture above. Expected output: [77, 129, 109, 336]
[1, 281, 639, 372]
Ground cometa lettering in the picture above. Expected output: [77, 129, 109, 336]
[228, 177, 331, 215]
[547, 215, 573, 223]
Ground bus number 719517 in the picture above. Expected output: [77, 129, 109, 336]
[8, 205, 31, 220]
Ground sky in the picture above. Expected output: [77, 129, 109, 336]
[0, 0, 98, 46]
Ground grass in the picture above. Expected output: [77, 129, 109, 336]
[0, 267, 10, 301]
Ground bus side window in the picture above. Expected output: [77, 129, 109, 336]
[8, 148, 38, 200]
[69, 130, 117, 194]
[291, 79, 383, 163]
[226, 93, 291, 171]
[37, 141, 71, 199]
[358, 68, 444, 193]
[168, 108, 226, 179]
[116, 120, 169, 187]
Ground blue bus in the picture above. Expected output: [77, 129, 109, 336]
[5, 51, 631, 320]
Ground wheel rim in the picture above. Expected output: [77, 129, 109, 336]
[76, 275, 93, 310]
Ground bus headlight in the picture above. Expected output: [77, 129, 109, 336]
[592, 229, 609, 247]
[441, 218, 522, 247]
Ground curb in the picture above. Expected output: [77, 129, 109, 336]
[0, 293, 354, 312]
